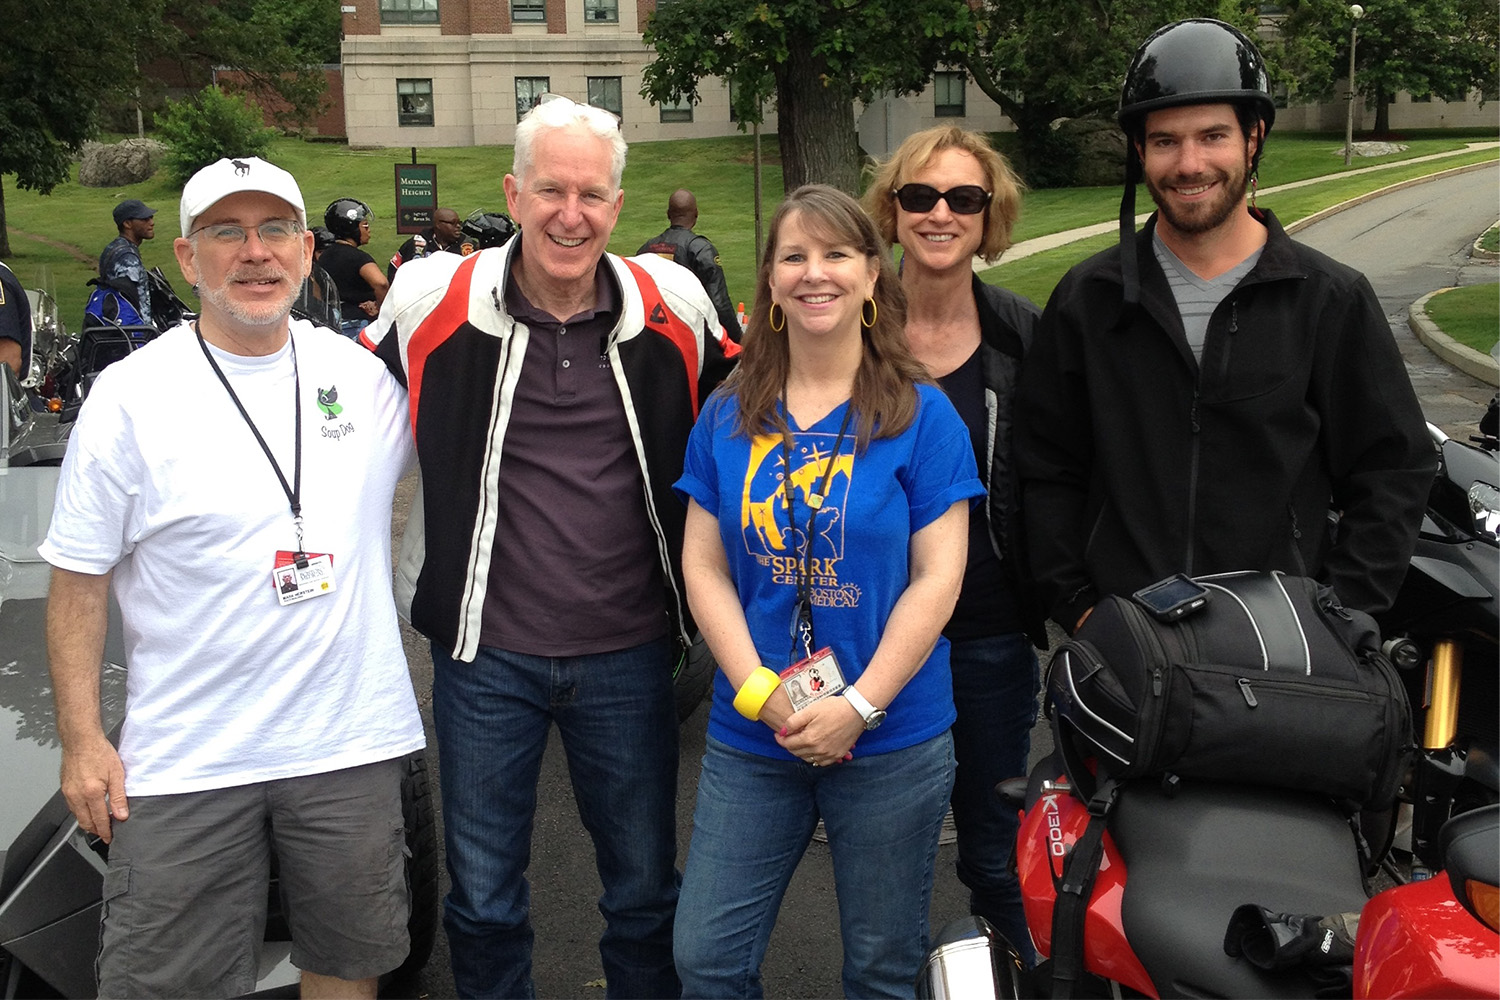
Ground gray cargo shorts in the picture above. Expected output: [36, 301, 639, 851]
[96, 757, 410, 998]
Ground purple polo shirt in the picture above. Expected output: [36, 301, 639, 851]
[479, 261, 668, 655]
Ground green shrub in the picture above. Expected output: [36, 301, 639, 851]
[157, 86, 277, 188]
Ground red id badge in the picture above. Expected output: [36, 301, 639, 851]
[272, 550, 337, 607]
[778, 647, 846, 713]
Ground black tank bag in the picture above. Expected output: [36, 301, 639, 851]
[1047, 570, 1410, 810]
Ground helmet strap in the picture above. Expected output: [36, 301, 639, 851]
[1119, 147, 1142, 306]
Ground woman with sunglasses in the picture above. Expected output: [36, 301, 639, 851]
[864, 126, 1046, 967]
[673, 184, 983, 997]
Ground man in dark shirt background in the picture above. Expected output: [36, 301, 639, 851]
[0, 260, 30, 376]
[637, 189, 740, 339]
[387, 207, 464, 280]
[99, 199, 157, 328]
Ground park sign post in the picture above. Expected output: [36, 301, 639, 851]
[395, 162, 438, 234]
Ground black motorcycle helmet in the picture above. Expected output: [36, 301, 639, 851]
[1115, 19, 1275, 305]
[311, 226, 338, 256]
[324, 198, 373, 241]
[459, 210, 518, 253]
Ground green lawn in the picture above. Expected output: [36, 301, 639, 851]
[1423, 284, 1500, 356]
[1479, 225, 1499, 254]
[2, 128, 1494, 333]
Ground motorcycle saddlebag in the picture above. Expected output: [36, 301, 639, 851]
[1046, 571, 1411, 809]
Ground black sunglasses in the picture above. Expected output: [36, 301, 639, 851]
[892, 183, 992, 215]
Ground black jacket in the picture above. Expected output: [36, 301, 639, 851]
[637, 225, 739, 338]
[1015, 210, 1434, 629]
[973, 276, 1048, 647]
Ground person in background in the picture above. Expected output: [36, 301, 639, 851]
[0, 260, 30, 376]
[864, 125, 1046, 966]
[366, 94, 738, 999]
[319, 198, 388, 339]
[637, 189, 740, 339]
[1015, 18, 1433, 630]
[99, 199, 157, 328]
[42, 156, 422, 998]
[388, 207, 464, 280]
[673, 183, 982, 997]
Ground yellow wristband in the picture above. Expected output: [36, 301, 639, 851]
[732, 666, 782, 721]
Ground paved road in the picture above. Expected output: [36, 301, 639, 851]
[402, 168, 1497, 999]
[1293, 162, 1498, 436]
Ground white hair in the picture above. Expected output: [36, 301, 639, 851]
[513, 95, 627, 190]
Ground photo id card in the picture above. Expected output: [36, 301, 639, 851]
[779, 647, 846, 713]
[272, 550, 337, 607]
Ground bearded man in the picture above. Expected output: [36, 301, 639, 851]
[1014, 19, 1433, 631]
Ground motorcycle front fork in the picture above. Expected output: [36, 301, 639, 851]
[1410, 640, 1465, 872]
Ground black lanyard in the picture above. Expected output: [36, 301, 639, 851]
[195, 322, 307, 561]
[779, 393, 854, 662]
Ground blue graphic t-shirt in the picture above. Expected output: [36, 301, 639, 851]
[675, 382, 984, 759]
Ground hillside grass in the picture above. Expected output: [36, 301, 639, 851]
[2, 128, 1494, 332]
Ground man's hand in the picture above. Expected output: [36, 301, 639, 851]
[60, 732, 128, 842]
[359, 299, 379, 317]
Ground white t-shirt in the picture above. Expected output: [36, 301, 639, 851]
[41, 320, 425, 796]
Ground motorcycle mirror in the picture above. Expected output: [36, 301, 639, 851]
[1441, 804, 1500, 932]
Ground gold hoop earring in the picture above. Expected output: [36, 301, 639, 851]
[861, 298, 877, 329]
[769, 301, 786, 333]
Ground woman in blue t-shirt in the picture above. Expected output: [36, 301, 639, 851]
[673, 184, 983, 998]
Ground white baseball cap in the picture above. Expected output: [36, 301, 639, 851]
[179, 157, 307, 237]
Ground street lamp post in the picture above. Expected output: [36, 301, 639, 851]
[1343, 4, 1365, 166]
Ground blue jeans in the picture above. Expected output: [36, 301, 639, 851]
[432, 638, 681, 999]
[341, 318, 368, 340]
[675, 732, 955, 999]
[948, 632, 1040, 966]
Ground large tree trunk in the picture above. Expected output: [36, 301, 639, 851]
[774, 35, 860, 195]
[0, 184, 9, 259]
[1372, 86, 1392, 136]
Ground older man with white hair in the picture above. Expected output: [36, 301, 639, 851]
[367, 96, 737, 998]
[43, 157, 423, 998]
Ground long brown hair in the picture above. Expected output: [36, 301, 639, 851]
[727, 184, 929, 449]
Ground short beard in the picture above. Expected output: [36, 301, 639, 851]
[198, 270, 300, 328]
[1145, 156, 1250, 236]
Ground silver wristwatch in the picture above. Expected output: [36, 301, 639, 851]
[842, 686, 887, 730]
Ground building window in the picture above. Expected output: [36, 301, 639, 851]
[588, 76, 623, 121]
[512, 0, 545, 23]
[397, 79, 434, 127]
[381, 0, 438, 23]
[933, 72, 965, 118]
[584, 0, 618, 22]
[659, 95, 692, 123]
[515, 77, 549, 122]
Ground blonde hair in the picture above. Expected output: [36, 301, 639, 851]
[864, 126, 1025, 264]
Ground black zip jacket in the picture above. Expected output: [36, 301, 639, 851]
[1015, 210, 1434, 629]
[973, 276, 1048, 647]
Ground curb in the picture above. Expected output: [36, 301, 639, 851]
[1409, 289, 1500, 388]
[1472, 219, 1500, 260]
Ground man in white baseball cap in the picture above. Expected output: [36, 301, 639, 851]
[42, 156, 425, 996]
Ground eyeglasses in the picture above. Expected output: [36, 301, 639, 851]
[892, 184, 992, 215]
[189, 220, 306, 247]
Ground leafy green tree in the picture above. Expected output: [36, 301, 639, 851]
[0, 0, 162, 255]
[643, 0, 970, 194]
[157, 86, 278, 187]
[956, 1, 1254, 187]
[156, 0, 342, 129]
[1268, 0, 1497, 135]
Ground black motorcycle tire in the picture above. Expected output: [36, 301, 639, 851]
[676, 633, 717, 723]
[388, 752, 440, 990]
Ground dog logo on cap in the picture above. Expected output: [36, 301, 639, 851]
[232, 159, 250, 176]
